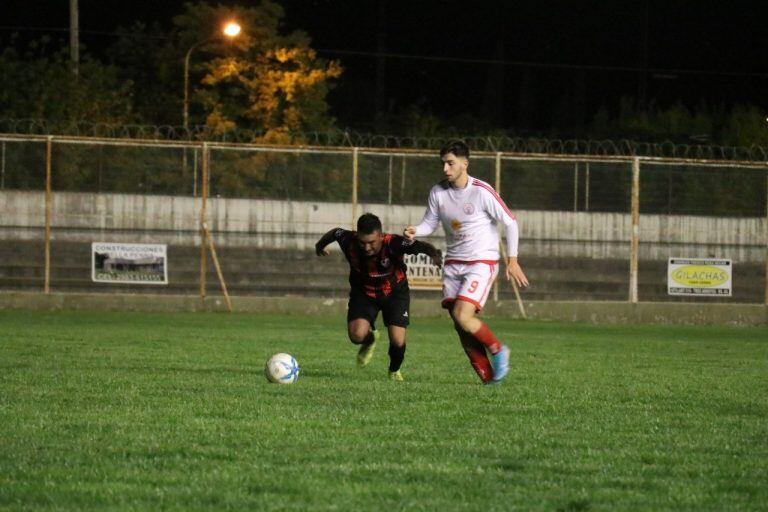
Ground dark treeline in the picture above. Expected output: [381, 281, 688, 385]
[0, 1, 765, 217]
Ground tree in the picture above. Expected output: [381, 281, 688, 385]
[106, 22, 182, 126]
[720, 104, 768, 148]
[0, 35, 134, 125]
[173, 1, 342, 142]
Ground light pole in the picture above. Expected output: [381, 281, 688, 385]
[183, 21, 241, 133]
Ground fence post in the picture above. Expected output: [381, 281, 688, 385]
[400, 156, 407, 200]
[387, 155, 393, 205]
[494, 152, 501, 302]
[629, 157, 641, 303]
[584, 162, 590, 211]
[44, 136, 53, 294]
[573, 162, 579, 212]
[352, 147, 359, 227]
[193, 147, 199, 198]
[199, 142, 209, 304]
[1, 141, 5, 189]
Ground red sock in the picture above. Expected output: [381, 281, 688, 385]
[472, 322, 502, 355]
[457, 329, 493, 382]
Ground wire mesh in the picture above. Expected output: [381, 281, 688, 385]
[209, 147, 353, 202]
[3, 118, 767, 161]
[0, 138, 47, 191]
[0, 134, 765, 303]
[23, 139, 202, 295]
[637, 162, 766, 302]
[49, 143, 197, 196]
[641, 163, 767, 217]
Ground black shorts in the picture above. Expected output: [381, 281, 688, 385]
[347, 284, 410, 328]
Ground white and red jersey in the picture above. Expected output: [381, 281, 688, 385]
[414, 176, 519, 261]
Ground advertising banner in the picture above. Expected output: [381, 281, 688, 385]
[667, 258, 731, 297]
[92, 243, 168, 284]
[405, 253, 443, 291]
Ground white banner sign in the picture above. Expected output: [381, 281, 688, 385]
[667, 258, 731, 297]
[405, 253, 443, 291]
[92, 242, 168, 284]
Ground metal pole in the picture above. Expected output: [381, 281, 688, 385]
[765, 169, 768, 305]
[629, 158, 641, 303]
[183, 48, 193, 133]
[183, 37, 222, 131]
[69, 0, 79, 77]
[193, 146, 198, 197]
[182, 148, 188, 191]
[400, 157, 407, 200]
[387, 155, 393, 205]
[207, 146, 211, 198]
[44, 136, 53, 293]
[666, 167, 671, 214]
[203, 223, 233, 313]
[352, 147, 359, 227]
[1, 141, 5, 189]
[584, 162, 590, 211]
[494, 152, 502, 302]
[573, 162, 579, 212]
[200, 143, 209, 304]
[182, 46, 194, 190]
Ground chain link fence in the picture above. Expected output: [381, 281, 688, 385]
[1, 133, 765, 304]
[2, 118, 767, 161]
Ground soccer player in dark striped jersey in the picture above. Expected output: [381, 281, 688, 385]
[315, 213, 442, 381]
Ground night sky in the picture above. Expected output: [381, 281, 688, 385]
[2, 0, 766, 133]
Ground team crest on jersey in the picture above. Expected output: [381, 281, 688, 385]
[450, 219, 462, 231]
[463, 203, 475, 215]
[380, 258, 391, 268]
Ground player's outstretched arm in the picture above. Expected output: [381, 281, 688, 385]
[506, 256, 529, 287]
[405, 188, 440, 240]
[315, 228, 340, 256]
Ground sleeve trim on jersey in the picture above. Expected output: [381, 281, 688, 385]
[472, 179, 516, 219]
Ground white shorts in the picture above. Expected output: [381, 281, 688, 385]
[441, 260, 499, 311]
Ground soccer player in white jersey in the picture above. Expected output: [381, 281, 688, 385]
[404, 140, 529, 384]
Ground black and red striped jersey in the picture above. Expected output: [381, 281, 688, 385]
[332, 229, 421, 299]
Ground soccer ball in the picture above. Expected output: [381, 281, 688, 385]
[265, 353, 300, 384]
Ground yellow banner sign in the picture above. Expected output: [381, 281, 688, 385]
[667, 258, 731, 297]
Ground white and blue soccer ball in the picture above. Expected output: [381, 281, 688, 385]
[265, 353, 300, 384]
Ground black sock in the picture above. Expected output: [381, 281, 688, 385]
[388, 343, 406, 372]
[361, 330, 375, 345]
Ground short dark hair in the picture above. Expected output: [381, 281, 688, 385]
[356, 213, 382, 235]
[440, 140, 470, 159]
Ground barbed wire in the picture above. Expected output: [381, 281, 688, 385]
[1, 118, 766, 161]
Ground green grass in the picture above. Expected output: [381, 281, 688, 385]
[1, 311, 766, 511]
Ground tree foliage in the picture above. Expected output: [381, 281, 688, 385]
[0, 35, 134, 124]
[173, 1, 342, 142]
[587, 97, 768, 148]
[106, 22, 182, 125]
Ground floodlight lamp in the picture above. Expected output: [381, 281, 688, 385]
[223, 22, 241, 38]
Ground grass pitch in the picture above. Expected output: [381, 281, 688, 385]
[1, 310, 766, 511]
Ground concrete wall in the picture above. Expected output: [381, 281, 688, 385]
[1, 190, 765, 303]
[0, 291, 765, 326]
[2, 190, 765, 261]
